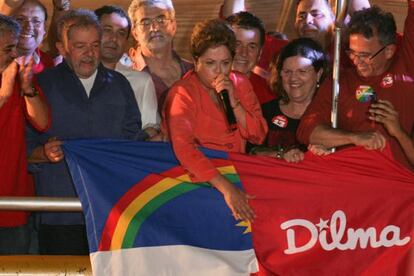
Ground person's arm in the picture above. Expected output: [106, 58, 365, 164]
[47, 0, 71, 59]
[213, 73, 268, 145]
[121, 77, 147, 141]
[369, 99, 414, 166]
[20, 58, 49, 130]
[221, 0, 245, 18]
[28, 138, 64, 164]
[233, 75, 268, 145]
[297, 76, 386, 151]
[0, 0, 24, 15]
[135, 72, 161, 138]
[309, 124, 387, 150]
[165, 83, 255, 221]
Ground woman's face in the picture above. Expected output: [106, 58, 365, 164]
[280, 55, 322, 103]
[195, 45, 232, 89]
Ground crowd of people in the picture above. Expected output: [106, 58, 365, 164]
[0, 0, 413, 256]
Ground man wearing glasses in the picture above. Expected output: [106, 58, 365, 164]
[221, 0, 370, 78]
[127, 0, 192, 111]
[0, 14, 49, 255]
[0, 0, 55, 73]
[298, 3, 414, 170]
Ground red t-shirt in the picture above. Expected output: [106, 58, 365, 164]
[257, 35, 288, 74]
[33, 49, 54, 74]
[298, 1, 414, 170]
[249, 72, 276, 104]
[0, 77, 49, 226]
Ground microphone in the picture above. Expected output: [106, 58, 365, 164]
[218, 89, 238, 131]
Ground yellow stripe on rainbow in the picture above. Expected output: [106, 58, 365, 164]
[110, 165, 236, 250]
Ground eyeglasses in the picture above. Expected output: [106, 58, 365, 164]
[280, 67, 315, 78]
[346, 45, 387, 62]
[14, 16, 44, 28]
[136, 15, 172, 31]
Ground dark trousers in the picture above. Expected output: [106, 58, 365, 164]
[0, 224, 31, 255]
[38, 224, 89, 255]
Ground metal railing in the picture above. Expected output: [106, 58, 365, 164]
[0, 196, 82, 211]
[0, 197, 91, 275]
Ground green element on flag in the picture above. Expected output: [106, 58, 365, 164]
[122, 173, 239, 248]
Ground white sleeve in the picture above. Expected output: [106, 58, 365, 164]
[134, 72, 160, 130]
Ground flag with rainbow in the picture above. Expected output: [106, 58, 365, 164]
[64, 139, 414, 276]
[63, 139, 258, 276]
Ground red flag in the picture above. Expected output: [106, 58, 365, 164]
[231, 146, 414, 275]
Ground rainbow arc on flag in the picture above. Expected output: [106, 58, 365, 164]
[99, 165, 241, 250]
[64, 139, 258, 276]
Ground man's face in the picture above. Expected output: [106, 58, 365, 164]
[348, 34, 393, 78]
[100, 13, 129, 64]
[231, 26, 261, 75]
[295, 0, 334, 42]
[131, 6, 176, 52]
[0, 31, 18, 73]
[59, 26, 100, 79]
[13, 1, 46, 56]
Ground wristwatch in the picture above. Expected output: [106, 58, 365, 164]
[22, 87, 39, 98]
[275, 146, 284, 159]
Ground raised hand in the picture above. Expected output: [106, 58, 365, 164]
[18, 56, 34, 94]
[0, 61, 18, 100]
[53, 0, 71, 11]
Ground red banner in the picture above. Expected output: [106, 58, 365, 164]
[232, 146, 414, 275]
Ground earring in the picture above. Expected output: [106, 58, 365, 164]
[316, 81, 320, 89]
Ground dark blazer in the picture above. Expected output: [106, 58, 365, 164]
[27, 61, 146, 225]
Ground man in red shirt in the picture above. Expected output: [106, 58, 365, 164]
[221, 0, 370, 72]
[0, 0, 55, 72]
[0, 14, 49, 254]
[225, 11, 285, 104]
[297, 2, 414, 170]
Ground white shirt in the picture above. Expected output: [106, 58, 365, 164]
[117, 54, 160, 130]
[79, 70, 97, 98]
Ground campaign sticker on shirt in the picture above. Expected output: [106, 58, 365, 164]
[272, 115, 288, 128]
[355, 85, 376, 103]
[380, 73, 394, 88]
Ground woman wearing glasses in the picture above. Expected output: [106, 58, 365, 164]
[250, 38, 328, 162]
[163, 19, 267, 222]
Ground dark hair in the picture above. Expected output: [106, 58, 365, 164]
[347, 6, 396, 46]
[225, 11, 265, 47]
[268, 37, 328, 103]
[191, 19, 236, 60]
[267, 31, 288, 41]
[0, 14, 21, 37]
[95, 5, 131, 38]
[57, 9, 102, 42]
